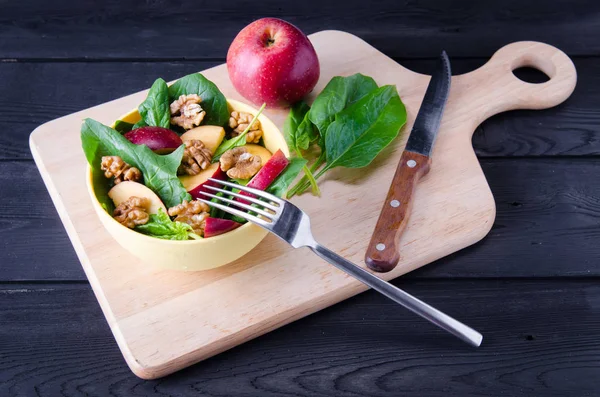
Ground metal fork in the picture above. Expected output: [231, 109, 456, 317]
[199, 178, 483, 347]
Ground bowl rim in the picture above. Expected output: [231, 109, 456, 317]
[86, 98, 286, 245]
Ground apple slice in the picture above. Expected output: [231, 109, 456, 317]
[244, 144, 272, 164]
[238, 149, 289, 203]
[124, 126, 182, 154]
[108, 181, 167, 214]
[180, 125, 226, 154]
[204, 218, 243, 238]
[179, 163, 227, 200]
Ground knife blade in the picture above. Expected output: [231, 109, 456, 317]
[365, 51, 451, 273]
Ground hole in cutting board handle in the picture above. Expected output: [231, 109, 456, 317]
[512, 67, 550, 84]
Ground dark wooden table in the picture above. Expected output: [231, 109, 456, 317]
[2, 1, 600, 395]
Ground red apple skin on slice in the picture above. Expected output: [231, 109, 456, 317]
[180, 125, 226, 154]
[108, 181, 167, 214]
[179, 163, 227, 200]
[204, 217, 243, 238]
[124, 127, 182, 154]
[238, 149, 289, 203]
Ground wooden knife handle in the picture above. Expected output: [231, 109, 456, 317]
[365, 151, 431, 272]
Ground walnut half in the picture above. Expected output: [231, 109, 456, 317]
[101, 156, 142, 184]
[229, 111, 263, 144]
[170, 94, 206, 130]
[168, 200, 210, 234]
[113, 196, 150, 228]
[219, 147, 262, 179]
[178, 139, 213, 175]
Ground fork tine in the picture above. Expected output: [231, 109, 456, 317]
[204, 185, 279, 211]
[199, 191, 276, 219]
[208, 178, 284, 204]
[198, 199, 271, 227]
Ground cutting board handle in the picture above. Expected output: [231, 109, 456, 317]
[458, 41, 577, 126]
[363, 41, 576, 272]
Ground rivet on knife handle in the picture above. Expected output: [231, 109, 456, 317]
[365, 151, 431, 272]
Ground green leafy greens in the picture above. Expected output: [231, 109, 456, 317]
[138, 78, 171, 128]
[285, 101, 318, 152]
[308, 73, 379, 133]
[114, 120, 134, 134]
[168, 73, 229, 126]
[283, 101, 320, 195]
[286, 74, 406, 197]
[266, 157, 308, 197]
[136, 208, 200, 240]
[81, 118, 191, 208]
[132, 72, 229, 133]
[132, 120, 148, 129]
[323, 85, 406, 169]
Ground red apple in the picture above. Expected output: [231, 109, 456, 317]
[238, 149, 289, 203]
[227, 18, 320, 108]
[125, 126, 182, 154]
[179, 163, 227, 200]
[204, 218, 243, 238]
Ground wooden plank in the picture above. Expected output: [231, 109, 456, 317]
[2, 57, 597, 161]
[0, 162, 81, 280]
[1, 280, 598, 395]
[1, 0, 599, 59]
[5, 157, 600, 281]
[0, 61, 218, 161]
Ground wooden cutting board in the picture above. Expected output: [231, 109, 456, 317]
[29, 30, 576, 379]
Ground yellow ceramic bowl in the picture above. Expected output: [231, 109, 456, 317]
[86, 99, 289, 271]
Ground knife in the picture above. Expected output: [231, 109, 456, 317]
[365, 51, 452, 273]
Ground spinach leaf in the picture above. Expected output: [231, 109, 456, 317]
[138, 78, 171, 128]
[308, 74, 378, 134]
[81, 118, 191, 208]
[227, 213, 249, 224]
[283, 101, 320, 196]
[212, 103, 266, 161]
[324, 85, 406, 169]
[114, 120, 134, 134]
[285, 101, 317, 152]
[267, 157, 308, 197]
[136, 208, 200, 240]
[133, 120, 148, 129]
[212, 132, 248, 162]
[209, 191, 226, 219]
[169, 73, 229, 126]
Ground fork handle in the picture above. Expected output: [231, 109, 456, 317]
[310, 243, 483, 347]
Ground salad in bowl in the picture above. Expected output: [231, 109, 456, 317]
[82, 73, 301, 270]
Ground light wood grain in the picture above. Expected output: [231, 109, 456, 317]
[28, 31, 576, 379]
